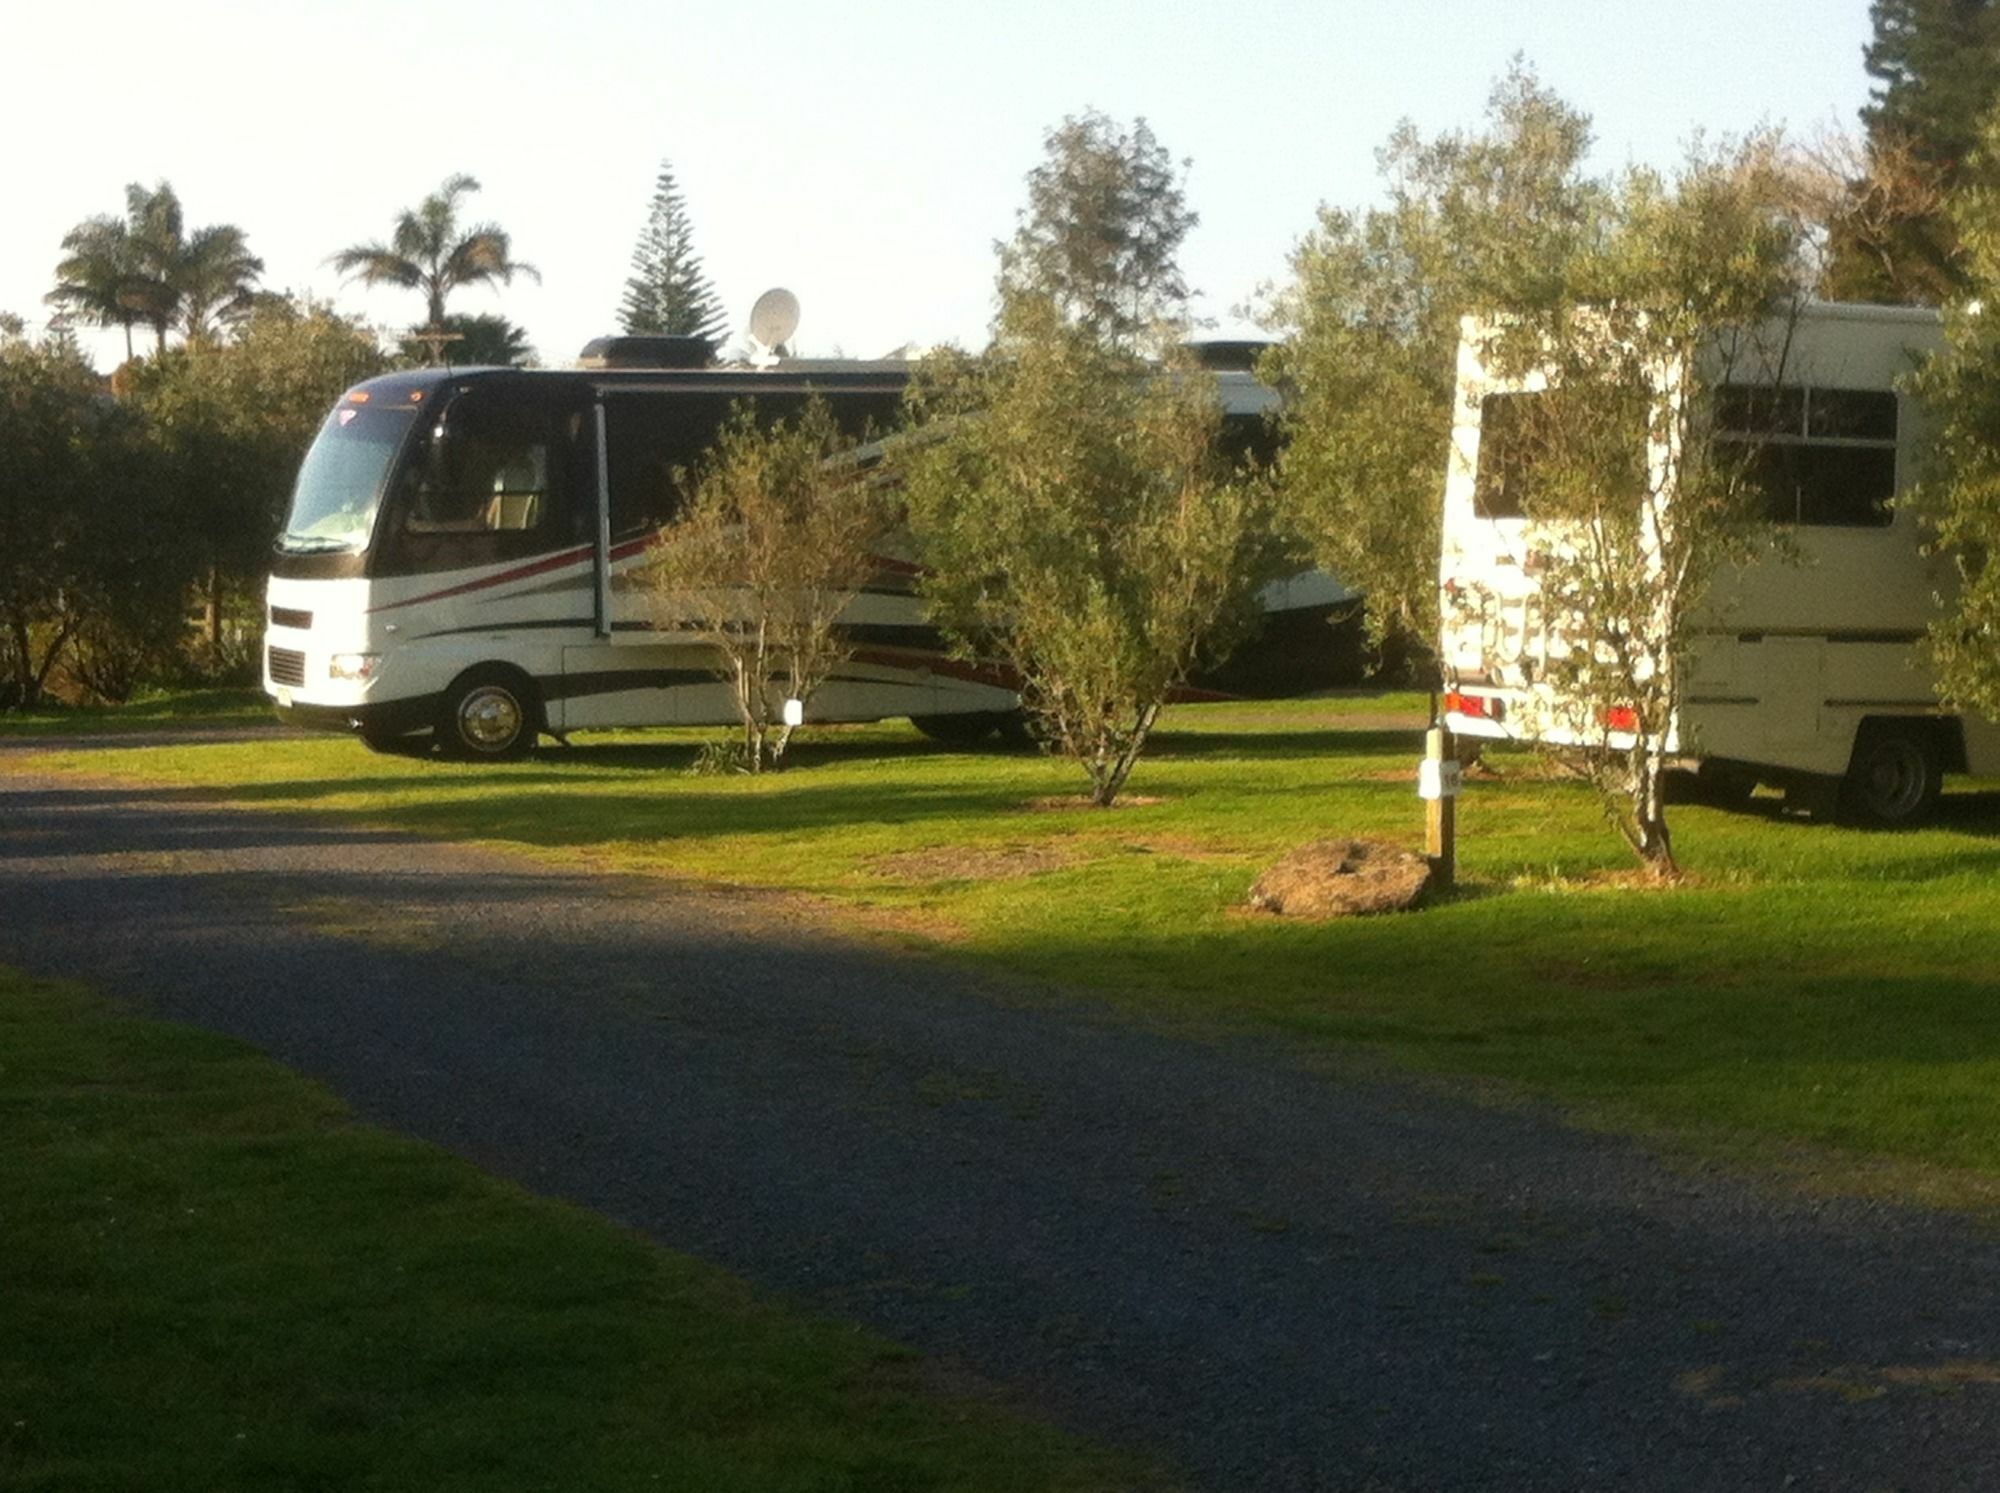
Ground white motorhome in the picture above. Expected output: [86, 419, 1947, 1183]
[264, 339, 1351, 758]
[1437, 300, 1996, 825]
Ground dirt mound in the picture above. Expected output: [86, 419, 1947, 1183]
[1246, 837, 1431, 919]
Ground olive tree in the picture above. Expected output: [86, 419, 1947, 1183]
[1265, 64, 1608, 651]
[644, 399, 887, 771]
[1462, 141, 1808, 876]
[900, 113, 1277, 806]
[902, 299, 1277, 807]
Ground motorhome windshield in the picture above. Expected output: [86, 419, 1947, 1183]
[278, 404, 420, 554]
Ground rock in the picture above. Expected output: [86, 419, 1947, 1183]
[1246, 837, 1432, 919]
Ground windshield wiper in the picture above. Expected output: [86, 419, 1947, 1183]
[279, 535, 361, 555]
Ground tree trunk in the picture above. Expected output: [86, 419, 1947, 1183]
[1630, 748, 1680, 881]
[1090, 701, 1161, 807]
[207, 568, 225, 665]
[5, 613, 32, 708]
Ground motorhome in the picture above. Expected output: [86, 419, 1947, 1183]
[1437, 300, 1994, 826]
[264, 338, 1349, 758]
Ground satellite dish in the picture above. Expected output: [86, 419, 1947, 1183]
[747, 287, 800, 359]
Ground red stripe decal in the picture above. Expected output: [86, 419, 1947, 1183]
[368, 544, 596, 613]
[366, 532, 667, 614]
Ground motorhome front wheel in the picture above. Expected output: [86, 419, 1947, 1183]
[440, 669, 539, 761]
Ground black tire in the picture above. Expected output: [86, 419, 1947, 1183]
[1694, 759, 1758, 808]
[437, 668, 540, 761]
[1840, 723, 1943, 827]
[993, 709, 1040, 750]
[909, 711, 1004, 746]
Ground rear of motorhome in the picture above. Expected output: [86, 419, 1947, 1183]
[1438, 300, 1998, 825]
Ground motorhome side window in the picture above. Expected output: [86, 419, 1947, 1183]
[604, 392, 739, 540]
[1714, 384, 1897, 528]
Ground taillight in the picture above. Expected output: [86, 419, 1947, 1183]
[1603, 705, 1640, 732]
[1444, 691, 1505, 722]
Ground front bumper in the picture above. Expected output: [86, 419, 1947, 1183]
[272, 693, 439, 738]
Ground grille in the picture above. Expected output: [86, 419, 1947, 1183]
[267, 646, 306, 688]
[269, 605, 312, 630]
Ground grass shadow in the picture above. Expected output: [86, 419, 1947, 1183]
[1147, 727, 1422, 762]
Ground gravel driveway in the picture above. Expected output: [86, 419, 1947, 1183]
[5, 765, 2000, 1491]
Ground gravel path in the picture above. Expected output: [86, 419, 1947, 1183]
[6, 766, 2000, 1491]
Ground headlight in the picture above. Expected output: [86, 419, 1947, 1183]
[328, 653, 382, 682]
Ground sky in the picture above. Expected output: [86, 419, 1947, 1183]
[5, 0, 1883, 372]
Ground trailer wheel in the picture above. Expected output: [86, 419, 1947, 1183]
[909, 712, 1004, 747]
[438, 667, 540, 761]
[1840, 722, 1943, 827]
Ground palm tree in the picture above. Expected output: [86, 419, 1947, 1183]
[176, 224, 266, 342]
[47, 183, 265, 358]
[121, 181, 185, 354]
[332, 174, 539, 356]
[47, 214, 140, 361]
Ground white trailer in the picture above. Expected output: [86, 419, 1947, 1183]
[1437, 301, 1994, 825]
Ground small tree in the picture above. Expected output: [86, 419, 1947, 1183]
[645, 400, 886, 771]
[618, 160, 728, 346]
[902, 300, 1278, 806]
[903, 112, 1274, 806]
[1462, 142, 1807, 876]
[1266, 63, 1608, 652]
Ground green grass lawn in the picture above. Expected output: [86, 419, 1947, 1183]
[18, 691, 2000, 1201]
[0, 686, 271, 736]
[0, 967, 1153, 1492]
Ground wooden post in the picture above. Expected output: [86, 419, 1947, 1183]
[1424, 725, 1457, 889]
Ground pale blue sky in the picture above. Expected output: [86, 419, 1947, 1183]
[5, 1, 1879, 369]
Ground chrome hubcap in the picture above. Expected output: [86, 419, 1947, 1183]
[458, 686, 523, 752]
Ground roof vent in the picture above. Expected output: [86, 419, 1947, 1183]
[577, 334, 716, 370]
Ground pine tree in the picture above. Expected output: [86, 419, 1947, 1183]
[618, 161, 728, 345]
[1862, 0, 2000, 171]
[1824, 0, 2000, 302]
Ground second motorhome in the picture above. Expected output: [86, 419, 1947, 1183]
[1438, 301, 1996, 826]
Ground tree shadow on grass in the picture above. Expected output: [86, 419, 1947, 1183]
[551, 733, 1035, 774]
[1146, 727, 1423, 762]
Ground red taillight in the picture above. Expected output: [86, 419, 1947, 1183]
[1444, 691, 1504, 722]
[1603, 705, 1640, 732]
